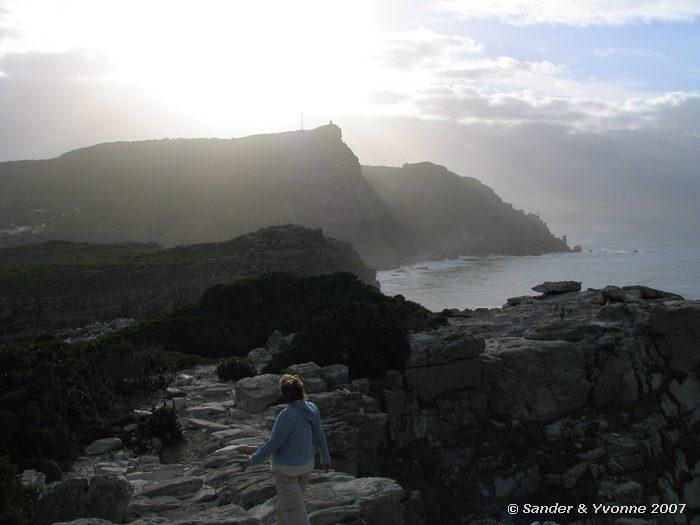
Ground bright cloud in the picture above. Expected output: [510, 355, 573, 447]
[378, 27, 485, 69]
[0, 0, 379, 120]
[436, 0, 700, 26]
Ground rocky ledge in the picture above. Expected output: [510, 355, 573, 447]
[25, 282, 700, 525]
[380, 283, 700, 524]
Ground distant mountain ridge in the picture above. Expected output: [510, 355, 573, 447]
[0, 124, 567, 268]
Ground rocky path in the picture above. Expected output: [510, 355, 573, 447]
[40, 363, 414, 525]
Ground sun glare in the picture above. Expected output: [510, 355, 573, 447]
[2, 0, 376, 129]
[4, 0, 378, 128]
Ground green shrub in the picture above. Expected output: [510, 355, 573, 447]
[0, 339, 200, 474]
[216, 356, 256, 381]
[0, 456, 38, 525]
[265, 301, 412, 378]
[142, 404, 183, 445]
[118, 271, 439, 360]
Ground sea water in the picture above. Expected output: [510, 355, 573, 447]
[377, 242, 700, 312]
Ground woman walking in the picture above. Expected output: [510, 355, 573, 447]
[247, 374, 331, 525]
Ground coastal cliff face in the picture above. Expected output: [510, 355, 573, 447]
[0, 125, 404, 269]
[377, 285, 700, 524]
[0, 224, 376, 339]
[0, 125, 567, 269]
[363, 162, 569, 261]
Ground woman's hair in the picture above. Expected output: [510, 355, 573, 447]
[279, 374, 309, 402]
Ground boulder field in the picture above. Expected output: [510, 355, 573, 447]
[31, 282, 700, 525]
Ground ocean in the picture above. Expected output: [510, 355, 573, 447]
[377, 241, 700, 312]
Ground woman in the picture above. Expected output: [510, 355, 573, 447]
[247, 374, 331, 525]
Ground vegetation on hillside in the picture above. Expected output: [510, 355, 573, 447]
[117, 272, 443, 373]
[0, 339, 197, 477]
[0, 224, 369, 296]
[0, 456, 38, 525]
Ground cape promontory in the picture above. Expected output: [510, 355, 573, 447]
[0, 125, 568, 268]
[363, 162, 569, 261]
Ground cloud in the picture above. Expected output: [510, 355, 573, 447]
[377, 27, 485, 69]
[0, 49, 212, 161]
[436, 0, 700, 26]
[340, 95, 700, 241]
[438, 56, 565, 81]
[367, 27, 676, 131]
[368, 90, 410, 105]
[594, 47, 668, 59]
[0, 50, 111, 81]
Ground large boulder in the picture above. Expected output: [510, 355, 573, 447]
[84, 437, 123, 455]
[647, 302, 700, 370]
[403, 331, 485, 403]
[532, 281, 582, 296]
[20, 469, 46, 491]
[406, 331, 485, 368]
[285, 363, 327, 393]
[84, 476, 133, 523]
[37, 478, 88, 525]
[37, 475, 132, 525]
[285, 362, 322, 380]
[247, 347, 275, 373]
[234, 374, 282, 413]
[319, 364, 349, 389]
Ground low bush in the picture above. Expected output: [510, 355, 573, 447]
[216, 356, 256, 381]
[264, 301, 413, 378]
[0, 456, 38, 525]
[0, 339, 199, 476]
[117, 271, 442, 362]
[141, 404, 183, 445]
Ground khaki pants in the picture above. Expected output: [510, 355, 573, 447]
[274, 470, 311, 525]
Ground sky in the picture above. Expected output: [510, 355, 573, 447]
[1, 0, 699, 245]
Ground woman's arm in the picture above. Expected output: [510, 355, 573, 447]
[249, 410, 291, 464]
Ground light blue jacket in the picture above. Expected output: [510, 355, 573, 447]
[249, 400, 331, 466]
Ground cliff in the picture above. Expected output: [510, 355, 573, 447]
[0, 125, 405, 269]
[0, 125, 567, 269]
[363, 162, 569, 261]
[0, 224, 376, 339]
[377, 284, 700, 523]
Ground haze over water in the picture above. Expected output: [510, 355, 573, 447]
[378, 236, 700, 311]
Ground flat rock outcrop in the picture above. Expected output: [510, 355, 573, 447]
[377, 285, 700, 524]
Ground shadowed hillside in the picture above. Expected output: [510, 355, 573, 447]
[0, 224, 376, 339]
